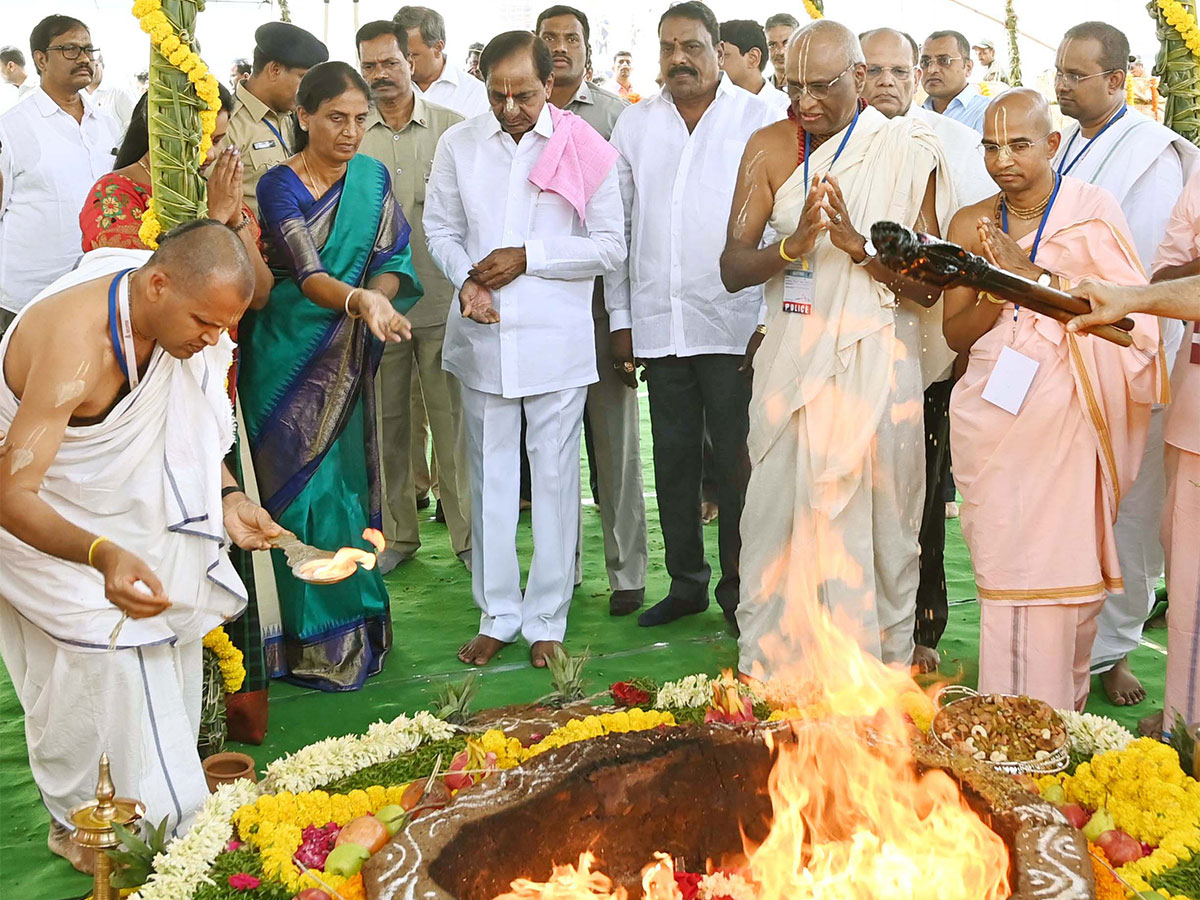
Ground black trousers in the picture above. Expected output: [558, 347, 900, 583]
[643, 354, 751, 614]
[915, 376, 953, 648]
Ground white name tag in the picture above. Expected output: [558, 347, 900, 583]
[252, 139, 276, 150]
[981, 346, 1039, 415]
[782, 265, 814, 315]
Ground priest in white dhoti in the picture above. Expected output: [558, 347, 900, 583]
[1054, 20, 1200, 705]
[424, 32, 625, 669]
[0, 222, 282, 870]
[721, 20, 950, 678]
[860, 26, 993, 672]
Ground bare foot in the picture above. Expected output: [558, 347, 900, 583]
[1100, 657, 1146, 706]
[530, 640, 562, 668]
[48, 820, 95, 874]
[457, 634, 509, 666]
[1138, 709, 1164, 740]
[912, 644, 941, 674]
[701, 501, 719, 525]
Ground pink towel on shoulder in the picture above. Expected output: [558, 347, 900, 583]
[528, 105, 619, 224]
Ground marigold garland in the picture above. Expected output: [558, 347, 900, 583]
[131, 0, 222, 248]
[1159, 0, 1200, 62]
[803, 0, 823, 20]
[203, 626, 246, 694]
[479, 707, 677, 767]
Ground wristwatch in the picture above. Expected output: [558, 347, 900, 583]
[854, 238, 877, 267]
[1035, 269, 1053, 287]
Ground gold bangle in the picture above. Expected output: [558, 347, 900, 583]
[778, 239, 799, 264]
[982, 291, 1006, 305]
[88, 536, 110, 568]
[755, 324, 767, 335]
[345, 288, 361, 319]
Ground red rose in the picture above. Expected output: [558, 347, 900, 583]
[610, 681, 651, 708]
[228, 872, 261, 890]
[674, 872, 703, 900]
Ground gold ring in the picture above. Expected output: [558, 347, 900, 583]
[622, 361, 635, 373]
[831, 213, 843, 224]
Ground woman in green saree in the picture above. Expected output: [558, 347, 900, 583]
[239, 62, 421, 691]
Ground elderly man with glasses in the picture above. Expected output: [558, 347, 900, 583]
[0, 14, 120, 331]
[920, 29, 990, 133]
[1051, 20, 1200, 711]
[719, 19, 953, 678]
[859, 26, 993, 674]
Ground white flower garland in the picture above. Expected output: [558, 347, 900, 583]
[656, 674, 716, 709]
[129, 778, 260, 900]
[1057, 709, 1135, 758]
[699, 871, 757, 900]
[262, 710, 456, 794]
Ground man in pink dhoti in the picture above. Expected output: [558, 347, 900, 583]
[1072, 171, 1200, 737]
[944, 89, 1165, 712]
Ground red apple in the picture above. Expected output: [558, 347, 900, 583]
[1096, 829, 1145, 867]
[1059, 804, 1090, 829]
[294, 891, 333, 900]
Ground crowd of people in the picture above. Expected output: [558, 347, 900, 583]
[0, 3, 1196, 871]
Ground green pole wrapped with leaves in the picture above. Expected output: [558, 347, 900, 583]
[1005, 0, 1022, 86]
[132, 0, 222, 246]
[1148, 0, 1200, 146]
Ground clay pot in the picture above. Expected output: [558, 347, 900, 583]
[202, 751, 258, 792]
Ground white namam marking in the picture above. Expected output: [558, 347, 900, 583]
[54, 360, 91, 407]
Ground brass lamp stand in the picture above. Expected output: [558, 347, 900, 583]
[68, 755, 145, 900]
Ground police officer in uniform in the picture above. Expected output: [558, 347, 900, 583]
[224, 22, 328, 215]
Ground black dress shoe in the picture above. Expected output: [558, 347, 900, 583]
[723, 607, 740, 637]
[434, 500, 446, 523]
[609, 588, 645, 616]
[416, 494, 431, 511]
[638, 595, 708, 627]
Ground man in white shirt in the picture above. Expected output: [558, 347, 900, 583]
[720, 19, 792, 119]
[1053, 20, 1200, 708]
[0, 15, 119, 330]
[85, 53, 135, 135]
[920, 30, 991, 133]
[536, 4, 649, 617]
[0, 47, 36, 112]
[860, 26, 993, 673]
[764, 12, 800, 91]
[394, 5, 489, 118]
[425, 31, 625, 668]
[609, 1, 776, 631]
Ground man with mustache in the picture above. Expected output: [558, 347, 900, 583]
[860, 26, 993, 674]
[764, 12, 799, 91]
[224, 21, 328, 216]
[720, 20, 951, 677]
[609, 1, 777, 632]
[613, 50, 638, 102]
[720, 19, 791, 117]
[535, 4, 648, 618]
[356, 20, 471, 575]
[0, 15, 121, 333]
[425, 31, 625, 668]
[920, 30, 990, 134]
[1052, 21, 1200, 710]
[943, 89, 1162, 711]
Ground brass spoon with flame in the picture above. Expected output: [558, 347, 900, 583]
[273, 527, 387, 584]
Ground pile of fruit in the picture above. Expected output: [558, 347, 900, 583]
[1039, 783, 1154, 867]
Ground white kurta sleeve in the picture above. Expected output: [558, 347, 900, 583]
[524, 166, 626, 281]
[602, 128, 635, 331]
[1125, 146, 1185, 269]
[423, 135, 474, 290]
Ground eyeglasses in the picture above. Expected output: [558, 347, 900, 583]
[865, 65, 915, 81]
[980, 135, 1051, 157]
[786, 63, 855, 100]
[46, 44, 100, 61]
[919, 54, 963, 69]
[1053, 68, 1117, 87]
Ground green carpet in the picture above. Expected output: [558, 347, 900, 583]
[0, 395, 1167, 899]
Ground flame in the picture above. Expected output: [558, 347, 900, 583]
[493, 853, 628, 900]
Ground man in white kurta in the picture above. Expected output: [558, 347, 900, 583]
[723, 21, 950, 677]
[424, 32, 624, 668]
[1054, 21, 1200, 704]
[0, 227, 278, 868]
[861, 27, 993, 670]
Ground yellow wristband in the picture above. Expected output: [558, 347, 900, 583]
[778, 239, 799, 264]
[88, 536, 110, 568]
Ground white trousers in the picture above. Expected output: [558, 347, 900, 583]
[0, 597, 207, 837]
[461, 384, 587, 644]
[1091, 406, 1167, 672]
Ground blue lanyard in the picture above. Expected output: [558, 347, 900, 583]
[999, 173, 1061, 265]
[1056, 105, 1126, 177]
[804, 106, 860, 190]
[107, 268, 135, 382]
[263, 118, 290, 155]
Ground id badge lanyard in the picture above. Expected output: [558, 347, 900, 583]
[108, 269, 139, 391]
[1000, 173, 1062, 339]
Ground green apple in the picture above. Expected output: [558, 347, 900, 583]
[324, 842, 370, 877]
[1082, 808, 1115, 843]
[375, 804, 407, 837]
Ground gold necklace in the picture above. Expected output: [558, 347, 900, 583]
[299, 150, 327, 197]
[996, 180, 1055, 220]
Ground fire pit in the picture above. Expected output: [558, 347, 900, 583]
[363, 724, 1094, 900]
